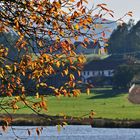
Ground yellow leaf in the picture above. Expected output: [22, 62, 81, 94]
[36, 92, 39, 99]
[73, 89, 80, 97]
[57, 125, 61, 133]
[77, 56, 84, 63]
[74, 24, 79, 30]
[63, 68, 68, 75]
[40, 83, 47, 87]
[70, 74, 75, 81]
[104, 43, 109, 47]
[56, 36, 60, 42]
[0, 73, 3, 78]
[62, 122, 67, 126]
[15, 20, 19, 29]
[15, 96, 20, 101]
[86, 88, 90, 95]
[77, 70, 81, 76]
[36, 84, 40, 88]
[90, 111, 96, 118]
[13, 65, 17, 72]
[22, 71, 25, 76]
[5, 65, 11, 70]
[60, 31, 64, 36]
[98, 49, 101, 55]
[38, 41, 43, 47]
[49, 86, 55, 89]
[74, 36, 78, 41]
[56, 61, 61, 68]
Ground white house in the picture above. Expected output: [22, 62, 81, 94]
[81, 70, 114, 83]
[81, 55, 125, 85]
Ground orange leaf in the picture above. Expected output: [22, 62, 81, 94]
[84, 38, 90, 43]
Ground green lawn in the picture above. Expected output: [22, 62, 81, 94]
[47, 89, 140, 120]
[1, 88, 140, 120]
[85, 54, 109, 61]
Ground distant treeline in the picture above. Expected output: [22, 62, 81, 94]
[109, 19, 140, 56]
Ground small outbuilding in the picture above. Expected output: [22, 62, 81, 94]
[128, 83, 140, 104]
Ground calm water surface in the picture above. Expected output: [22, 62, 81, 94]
[1, 125, 140, 140]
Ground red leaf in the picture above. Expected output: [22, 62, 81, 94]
[36, 128, 40, 136]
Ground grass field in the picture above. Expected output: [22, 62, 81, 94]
[1, 88, 140, 120]
[47, 89, 140, 120]
[85, 54, 109, 62]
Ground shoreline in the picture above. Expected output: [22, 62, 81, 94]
[1, 114, 140, 128]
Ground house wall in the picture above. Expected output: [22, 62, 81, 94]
[103, 70, 114, 77]
[81, 69, 114, 83]
[76, 46, 99, 54]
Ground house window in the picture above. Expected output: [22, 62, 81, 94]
[98, 71, 102, 76]
[92, 71, 94, 75]
[102, 71, 104, 76]
[87, 71, 90, 75]
[108, 70, 112, 76]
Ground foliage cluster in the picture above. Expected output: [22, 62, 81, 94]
[0, 0, 117, 130]
[113, 64, 140, 89]
[109, 19, 140, 55]
[0, 0, 132, 136]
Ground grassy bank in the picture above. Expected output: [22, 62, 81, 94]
[1, 88, 140, 120]
[2, 114, 140, 128]
[47, 89, 140, 120]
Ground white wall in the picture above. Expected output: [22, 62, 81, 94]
[81, 69, 114, 83]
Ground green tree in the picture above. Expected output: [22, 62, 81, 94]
[127, 20, 140, 52]
[108, 23, 129, 54]
[113, 64, 140, 89]
[109, 19, 140, 55]
[108, 19, 136, 54]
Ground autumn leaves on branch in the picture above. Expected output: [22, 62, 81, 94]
[0, 0, 132, 128]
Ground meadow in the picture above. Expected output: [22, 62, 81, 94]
[2, 88, 140, 120]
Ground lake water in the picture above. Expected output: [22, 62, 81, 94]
[1, 125, 140, 140]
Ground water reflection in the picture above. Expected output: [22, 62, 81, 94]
[0, 125, 140, 140]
